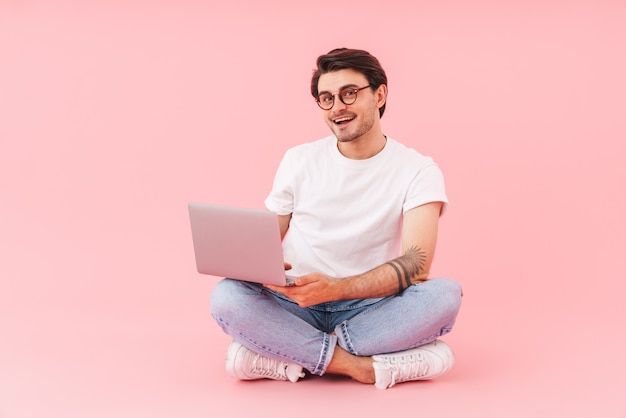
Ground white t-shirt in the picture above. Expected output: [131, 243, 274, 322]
[265, 135, 448, 279]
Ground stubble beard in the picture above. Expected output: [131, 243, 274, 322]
[332, 111, 376, 143]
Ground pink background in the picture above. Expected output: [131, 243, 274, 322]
[1, 1, 625, 417]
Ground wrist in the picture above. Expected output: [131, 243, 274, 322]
[334, 275, 357, 301]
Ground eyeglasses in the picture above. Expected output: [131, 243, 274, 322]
[315, 85, 373, 110]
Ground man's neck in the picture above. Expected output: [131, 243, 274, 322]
[337, 130, 387, 160]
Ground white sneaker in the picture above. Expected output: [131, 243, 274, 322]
[225, 342, 305, 383]
[372, 340, 455, 389]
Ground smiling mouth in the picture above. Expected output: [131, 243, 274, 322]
[333, 115, 355, 125]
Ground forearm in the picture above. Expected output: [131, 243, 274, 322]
[338, 245, 430, 299]
[268, 245, 431, 307]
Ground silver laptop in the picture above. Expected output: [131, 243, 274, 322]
[188, 203, 295, 286]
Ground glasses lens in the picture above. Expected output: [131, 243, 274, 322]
[340, 88, 359, 105]
[317, 93, 333, 109]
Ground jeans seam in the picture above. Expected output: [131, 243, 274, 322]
[337, 321, 358, 355]
[312, 333, 337, 376]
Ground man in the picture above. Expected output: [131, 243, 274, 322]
[210, 48, 462, 389]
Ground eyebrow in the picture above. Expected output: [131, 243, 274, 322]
[317, 83, 360, 96]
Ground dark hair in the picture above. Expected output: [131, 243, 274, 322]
[311, 48, 388, 118]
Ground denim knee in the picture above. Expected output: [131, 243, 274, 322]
[427, 278, 463, 322]
[210, 278, 257, 318]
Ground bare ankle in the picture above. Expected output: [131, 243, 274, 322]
[326, 347, 375, 384]
[353, 358, 376, 384]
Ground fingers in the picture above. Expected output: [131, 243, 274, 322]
[295, 273, 322, 285]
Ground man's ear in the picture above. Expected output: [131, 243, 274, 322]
[376, 84, 388, 109]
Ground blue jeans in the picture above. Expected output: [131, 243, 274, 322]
[210, 278, 462, 376]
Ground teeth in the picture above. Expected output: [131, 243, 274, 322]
[334, 116, 353, 123]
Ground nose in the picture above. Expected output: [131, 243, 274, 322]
[330, 94, 348, 111]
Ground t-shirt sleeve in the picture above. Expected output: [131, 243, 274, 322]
[403, 161, 449, 216]
[264, 150, 295, 215]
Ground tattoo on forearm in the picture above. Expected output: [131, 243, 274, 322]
[386, 261, 404, 293]
[385, 246, 427, 292]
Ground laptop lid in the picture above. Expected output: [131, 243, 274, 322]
[188, 203, 294, 286]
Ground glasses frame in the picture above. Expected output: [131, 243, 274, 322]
[315, 85, 373, 110]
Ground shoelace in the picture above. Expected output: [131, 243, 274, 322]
[250, 353, 288, 380]
[387, 353, 431, 385]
